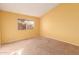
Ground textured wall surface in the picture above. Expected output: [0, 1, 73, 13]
[41, 4, 79, 46]
[1, 11, 40, 44]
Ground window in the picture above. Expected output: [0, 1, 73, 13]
[17, 19, 35, 30]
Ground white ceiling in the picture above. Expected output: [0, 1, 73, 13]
[0, 3, 58, 17]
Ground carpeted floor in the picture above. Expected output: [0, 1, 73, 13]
[0, 37, 79, 55]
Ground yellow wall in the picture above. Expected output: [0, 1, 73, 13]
[1, 11, 40, 44]
[41, 4, 79, 46]
[0, 11, 2, 45]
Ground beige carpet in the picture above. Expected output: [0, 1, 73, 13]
[0, 37, 79, 55]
